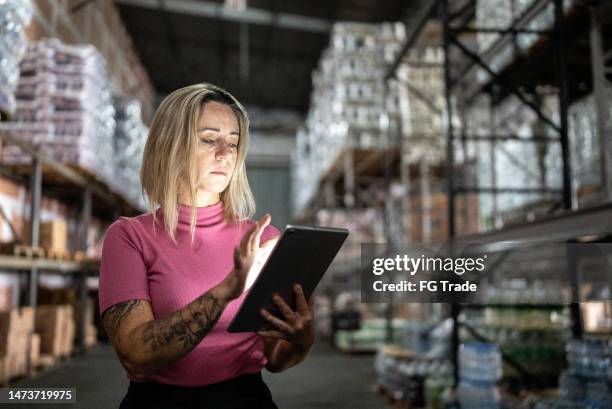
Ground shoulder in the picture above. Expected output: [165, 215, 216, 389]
[104, 214, 143, 237]
[103, 213, 155, 247]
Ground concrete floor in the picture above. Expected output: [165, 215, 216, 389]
[10, 339, 391, 409]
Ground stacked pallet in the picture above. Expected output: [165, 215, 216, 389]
[22, 219, 69, 259]
[39, 220, 68, 259]
[0, 286, 12, 311]
[84, 298, 97, 349]
[407, 190, 480, 243]
[113, 97, 148, 210]
[34, 304, 75, 361]
[37, 288, 97, 349]
[292, 22, 406, 215]
[1, 37, 116, 186]
[396, 46, 445, 165]
[0, 0, 32, 115]
[0, 307, 37, 384]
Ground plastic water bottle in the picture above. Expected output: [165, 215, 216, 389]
[456, 380, 501, 409]
[459, 342, 502, 383]
[566, 340, 610, 380]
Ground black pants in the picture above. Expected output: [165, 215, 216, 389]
[118, 372, 279, 409]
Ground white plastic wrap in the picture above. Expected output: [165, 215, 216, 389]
[0, 0, 32, 114]
[292, 22, 405, 215]
[3, 38, 118, 199]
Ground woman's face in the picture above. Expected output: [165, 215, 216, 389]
[192, 101, 240, 203]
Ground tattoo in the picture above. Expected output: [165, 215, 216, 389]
[102, 300, 142, 344]
[142, 292, 224, 353]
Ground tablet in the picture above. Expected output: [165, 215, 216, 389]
[227, 225, 349, 333]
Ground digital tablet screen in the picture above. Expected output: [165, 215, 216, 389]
[228, 225, 349, 333]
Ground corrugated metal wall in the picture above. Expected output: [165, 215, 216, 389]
[247, 166, 291, 229]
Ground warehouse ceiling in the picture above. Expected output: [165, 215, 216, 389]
[115, 0, 413, 114]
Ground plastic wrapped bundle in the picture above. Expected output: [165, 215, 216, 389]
[315, 207, 385, 272]
[0, 0, 32, 115]
[291, 22, 406, 215]
[113, 97, 147, 210]
[457, 342, 502, 409]
[2, 38, 116, 188]
[475, 0, 577, 79]
[396, 46, 446, 165]
[568, 90, 612, 207]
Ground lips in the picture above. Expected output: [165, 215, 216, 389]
[210, 169, 228, 176]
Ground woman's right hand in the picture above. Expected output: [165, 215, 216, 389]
[215, 213, 272, 303]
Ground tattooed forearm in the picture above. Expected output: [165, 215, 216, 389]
[102, 288, 229, 378]
[102, 300, 142, 344]
[141, 293, 224, 354]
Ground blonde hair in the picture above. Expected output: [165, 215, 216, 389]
[140, 83, 256, 243]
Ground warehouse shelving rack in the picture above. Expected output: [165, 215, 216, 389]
[295, 145, 401, 224]
[0, 129, 143, 370]
[385, 0, 612, 388]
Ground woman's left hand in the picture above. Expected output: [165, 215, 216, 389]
[257, 284, 315, 352]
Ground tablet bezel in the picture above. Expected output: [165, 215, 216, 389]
[227, 224, 349, 333]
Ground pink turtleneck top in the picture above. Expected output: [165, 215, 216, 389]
[98, 201, 280, 386]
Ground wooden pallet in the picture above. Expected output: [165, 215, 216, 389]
[72, 251, 87, 262]
[45, 248, 72, 261]
[13, 244, 45, 258]
[373, 384, 411, 409]
[36, 354, 56, 369]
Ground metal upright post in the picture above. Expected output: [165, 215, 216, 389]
[553, 0, 572, 211]
[488, 97, 500, 229]
[382, 81, 395, 345]
[26, 156, 42, 377]
[567, 242, 584, 339]
[442, 1, 456, 239]
[343, 149, 355, 208]
[442, 0, 460, 385]
[76, 186, 92, 354]
[589, 5, 612, 202]
[553, 0, 581, 341]
[420, 161, 432, 243]
[28, 157, 42, 307]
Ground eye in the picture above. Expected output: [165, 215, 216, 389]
[229, 143, 239, 149]
[200, 138, 215, 145]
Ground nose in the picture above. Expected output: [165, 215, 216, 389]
[215, 139, 232, 159]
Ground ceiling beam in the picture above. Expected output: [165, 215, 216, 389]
[116, 0, 331, 33]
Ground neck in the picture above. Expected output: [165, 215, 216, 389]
[179, 192, 221, 207]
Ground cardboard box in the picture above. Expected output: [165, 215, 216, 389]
[30, 333, 40, 369]
[61, 305, 75, 357]
[40, 220, 68, 253]
[37, 287, 76, 307]
[0, 356, 6, 385]
[0, 287, 13, 312]
[0, 308, 34, 357]
[24, 220, 68, 253]
[35, 306, 63, 357]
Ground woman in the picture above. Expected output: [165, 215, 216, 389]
[98, 83, 316, 409]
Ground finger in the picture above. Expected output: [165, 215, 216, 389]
[247, 214, 269, 253]
[294, 284, 309, 314]
[240, 222, 258, 253]
[257, 330, 286, 339]
[251, 214, 271, 251]
[272, 294, 297, 323]
[308, 293, 316, 309]
[233, 246, 243, 270]
[260, 236, 279, 249]
[260, 308, 294, 334]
